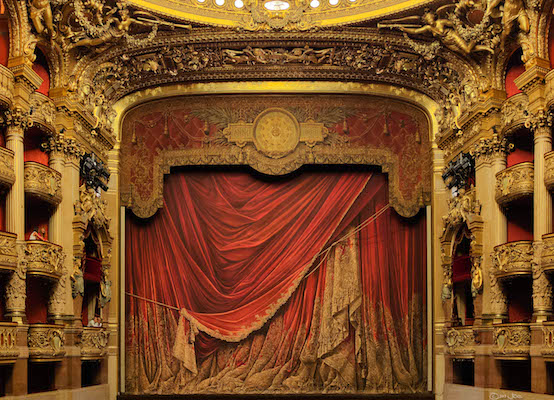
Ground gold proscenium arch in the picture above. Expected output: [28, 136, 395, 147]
[113, 81, 439, 219]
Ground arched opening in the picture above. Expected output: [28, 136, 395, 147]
[451, 226, 475, 326]
[504, 48, 525, 98]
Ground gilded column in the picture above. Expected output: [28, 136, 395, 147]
[2, 108, 32, 322]
[527, 111, 553, 321]
[472, 134, 510, 321]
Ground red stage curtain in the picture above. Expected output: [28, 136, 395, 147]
[125, 169, 426, 393]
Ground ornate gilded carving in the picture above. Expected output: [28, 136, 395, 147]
[541, 323, 554, 358]
[525, 109, 553, 134]
[0, 232, 18, 273]
[489, 262, 508, 318]
[471, 133, 513, 164]
[0, 322, 19, 363]
[29, 92, 55, 131]
[471, 255, 483, 297]
[442, 189, 481, 232]
[71, 256, 85, 298]
[0, 147, 16, 188]
[241, 0, 314, 31]
[545, 151, 554, 191]
[495, 161, 533, 205]
[492, 324, 531, 358]
[542, 233, 554, 272]
[5, 243, 28, 319]
[28, 324, 66, 360]
[23, 161, 62, 205]
[25, 240, 65, 280]
[492, 240, 533, 279]
[42, 132, 86, 162]
[75, 185, 111, 231]
[0, 65, 14, 108]
[444, 327, 477, 357]
[0, 107, 33, 130]
[501, 93, 529, 133]
[48, 270, 68, 318]
[532, 241, 553, 317]
[80, 327, 109, 360]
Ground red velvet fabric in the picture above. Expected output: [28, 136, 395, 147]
[507, 204, 533, 242]
[24, 128, 49, 165]
[505, 64, 524, 98]
[452, 255, 472, 283]
[0, 18, 8, 67]
[26, 278, 49, 324]
[84, 257, 103, 282]
[127, 170, 376, 341]
[506, 148, 533, 167]
[32, 59, 50, 96]
[127, 169, 426, 374]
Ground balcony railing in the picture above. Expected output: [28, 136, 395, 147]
[0, 322, 18, 364]
[29, 92, 56, 132]
[541, 322, 554, 359]
[501, 93, 529, 134]
[25, 240, 64, 280]
[24, 161, 62, 205]
[542, 233, 554, 273]
[0, 64, 14, 108]
[444, 326, 477, 358]
[492, 323, 531, 359]
[0, 147, 15, 188]
[492, 241, 533, 279]
[495, 162, 534, 206]
[28, 324, 65, 361]
[80, 327, 109, 360]
[0, 231, 18, 273]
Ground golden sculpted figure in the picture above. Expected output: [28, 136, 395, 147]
[29, 0, 55, 37]
[379, 9, 494, 56]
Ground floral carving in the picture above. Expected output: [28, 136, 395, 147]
[5, 243, 28, 318]
[495, 162, 533, 205]
[471, 133, 513, 164]
[532, 241, 553, 317]
[25, 240, 65, 280]
[0, 231, 18, 272]
[29, 92, 55, 130]
[501, 93, 529, 132]
[24, 162, 62, 205]
[42, 132, 85, 162]
[0, 323, 19, 361]
[492, 324, 531, 357]
[0, 147, 16, 188]
[28, 324, 66, 359]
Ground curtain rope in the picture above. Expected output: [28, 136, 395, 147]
[125, 203, 391, 312]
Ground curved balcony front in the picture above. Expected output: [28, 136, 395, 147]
[25, 240, 64, 280]
[500, 92, 529, 135]
[24, 161, 62, 205]
[541, 322, 554, 359]
[545, 151, 554, 192]
[29, 92, 56, 133]
[0, 322, 18, 364]
[495, 162, 534, 206]
[80, 327, 109, 360]
[492, 241, 533, 280]
[0, 147, 15, 188]
[492, 323, 531, 359]
[28, 324, 65, 361]
[542, 233, 554, 273]
[0, 231, 18, 274]
[0, 64, 14, 108]
[444, 326, 477, 358]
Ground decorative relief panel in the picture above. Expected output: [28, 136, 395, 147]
[0, 231, 18, 273]
[501, 93, 529, 134]
[120, 95, 431, 219]
[0, 65, 14, 108]
[80, 327, 109, 360]
[24, 162, 62, 205]
[542, 233, 554, 273]
[29, 92, 56, 132]
[492, 324, 531, 359]
[444, 327, 477, 357]
[541, 322, 554, 358]
[495, 162, 534, 206]
[0, 322, 19, 363]
[25, 241, 64, 280]
[28, 324, 66, 360]
[492, 241, 533, 279]
[0, 147, 15, 188]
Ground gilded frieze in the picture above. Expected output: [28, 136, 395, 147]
[494, 161, 534, 205]
[28, 324, 66, 360]
[492, 241, 533, 279]
[444, 326, 477, 357]
[25, 240, 65, 280]
[0, 322, 18, 363]
[23, 161, 63, 205]
[492, 324, 531, 359]
[80, 327, 109, 360]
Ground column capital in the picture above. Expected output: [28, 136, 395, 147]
[1, 107, 33, 134]
[470, 133, 513, 165]
[525, 109, 553, 138]
[42, 132, 85, 163]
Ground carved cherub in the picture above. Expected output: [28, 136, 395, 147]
[29, 0, 55, 37]
[485, 0, 531, 59]
[379, 8, 494, 56]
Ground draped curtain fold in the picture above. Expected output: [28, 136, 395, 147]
[125, 169, 426, 394]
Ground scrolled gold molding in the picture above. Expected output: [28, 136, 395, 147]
[23, 161, 63, 205]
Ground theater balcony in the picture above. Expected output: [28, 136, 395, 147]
[0, 231, 18, 273]
[0, 64, 14, 108]
[545, 151, 554, 191]
[27, 324, 65, 361]
[0, 147, 16, 188]
[24, 161, 62, 206]
[80, 327, 109, 360]
[541, 322, 554, 359]
[542, 233, 554, 273]
[495, 162, 534, 206]
[492, 323, 531, 359]
[0, 322, 19, 364]
[25, 240, 64, 280]
[500, 93, 529, 135]
[492, 241, 533, 279]
[444, 327, 477, 358]
[29, 92, 56, 134]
